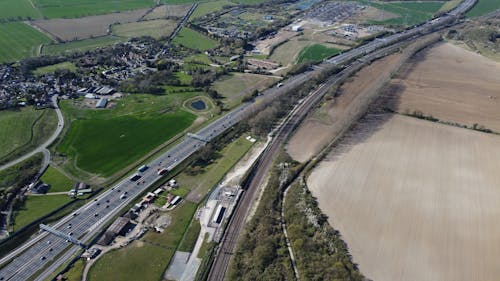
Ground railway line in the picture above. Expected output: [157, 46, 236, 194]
[207, 0, 477, 279]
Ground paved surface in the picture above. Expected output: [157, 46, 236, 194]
[0, 1, 477, 280]
[0, 95, 64, 172]
[206, 1, 478, 280]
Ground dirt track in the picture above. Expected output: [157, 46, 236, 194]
[384, 42, 500, 131]
[308, 114, 500, 281]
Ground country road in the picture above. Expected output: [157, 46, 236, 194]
[0, 94, 64, 172]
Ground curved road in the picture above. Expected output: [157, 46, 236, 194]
[0, 95, 64, 172]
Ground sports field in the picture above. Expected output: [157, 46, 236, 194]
[57, 93, 200, 176]
[0, 22, 53, 63]
[296, 44, 341, 64]
[308, 114, 500, 281]
[0, 107, 57, 164]
[173, 27, 219, 51]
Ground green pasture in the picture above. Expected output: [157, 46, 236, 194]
[467, 0, 500, 17]
[0, 22, 52, 63]
[40, 166, 74, 193]
[173, 27, 218, 51]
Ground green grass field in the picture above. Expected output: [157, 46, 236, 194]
[212, 73, 280, 108]
[0, 22, 53, 63]
[33, 61, 77, 75]
[177, 135, 254, 202]
[178, 219, 201, 252]
[32, 0, 156, 19]
[0, 0, 41, 20]
[296, 44, 342, 64]
[173, 27, 219, 51]
[0, 107, 57, 164]
[42, 36, 124, 55]
[40, 166, 74, 193]
[360, 0, 446, 26]
[466, 0, 500, 17]
[111, 19, 177, 39]
[13, 195, 72, 230]
[57, 93, 201, 176]
[89, 202, 197, 281]
[189, 0, 234, 20]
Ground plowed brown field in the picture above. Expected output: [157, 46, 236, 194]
[308, 114, 500, 281]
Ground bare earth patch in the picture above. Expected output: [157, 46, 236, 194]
[32, 9, 149, 41]
[384, 42, 500, 131]
[287, 53, 403, 162]
[308, 114, 500, 281]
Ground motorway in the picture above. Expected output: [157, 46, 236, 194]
[0, 0, 477, 280]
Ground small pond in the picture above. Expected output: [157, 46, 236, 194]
[190, 100, 207, 111]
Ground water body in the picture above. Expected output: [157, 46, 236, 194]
[191, 100, 206, 111]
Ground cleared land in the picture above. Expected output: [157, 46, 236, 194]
[0, 22, 52, 63]
[40, 166, 74, 193]
[112, 19, 177, 39]
[383, 43, 500, 132]
[308, 114, 500, 281]
[0, 107, 57, 164]
[42, 36, 124, 55]
[57, 92, 201, 177]
[32, 9, 149, 41]
[287, 52, 404, 162]
[212, 73, 280, 108]
[173, 27, 219, 51]
[13, 194, 72, 230]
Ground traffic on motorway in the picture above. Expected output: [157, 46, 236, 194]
[0, 0, 477, 279]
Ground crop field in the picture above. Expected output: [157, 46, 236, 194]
[308, 114, 500, 281]
[0, 107, 57, 164]
[112, 19, 177, 39]
[57, 92, 202, 176]
[296, 44, 341, 63]
[42, 36, 124, 55]
[143, 4, 191, 20]
[0, 22, 53, 63]
[0, 0, 41, 20]
[32, 9, 148, 41]
[384, 43, 500, 132]
[89, 202, 197, 281]
[189, 0, 234, 20]
[173, 27, 219, 51]
[40, 166, 74, 193]
[32, 0, 155, 19]
[212, 73, 280, 108]
[358, 0, 446, 25]
[13, 195, 72, 230]
[466, 0, 500, 17]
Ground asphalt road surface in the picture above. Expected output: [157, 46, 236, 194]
[0, 95, 64, 172]
[0, 0, 477, 279]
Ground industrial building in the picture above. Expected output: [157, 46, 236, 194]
[97, 217, 131, 246]
[95, 98, 108, 108]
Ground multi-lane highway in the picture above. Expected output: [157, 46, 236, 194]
[0, 0, 477, 280]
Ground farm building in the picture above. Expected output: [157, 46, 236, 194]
[291, 25, 303, 32]
[95, 98, 108, 108]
